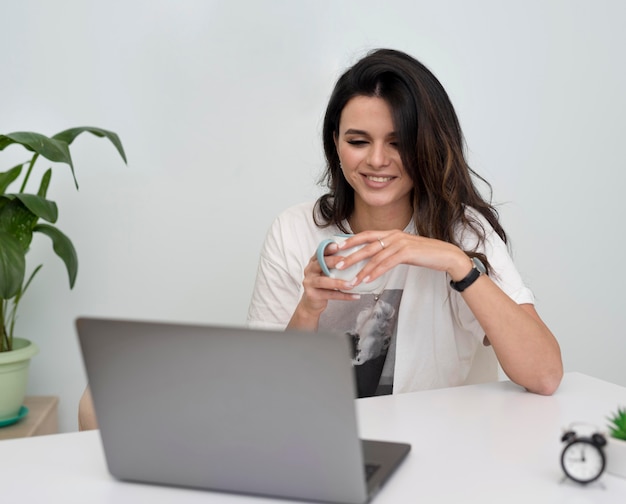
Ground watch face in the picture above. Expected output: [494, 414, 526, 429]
[561, 439, 605, 484]
[471, 257, 486, 275]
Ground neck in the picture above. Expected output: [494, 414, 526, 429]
[349, 200, 413, 234]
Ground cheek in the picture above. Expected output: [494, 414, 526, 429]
[338, 148, 360, 171]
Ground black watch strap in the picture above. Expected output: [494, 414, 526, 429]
[450, 257, 485, 292]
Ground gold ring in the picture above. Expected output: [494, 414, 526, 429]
[377, 238, 385, 250]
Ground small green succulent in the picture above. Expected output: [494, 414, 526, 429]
[607, 407, 626, 441]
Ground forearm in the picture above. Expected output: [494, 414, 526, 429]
[461, 276, 563, 395]
[78, 386, 99, 431]
[286, 299, 324, 331]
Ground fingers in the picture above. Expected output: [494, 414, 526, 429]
[334, 230, 408, 286]
[307, 249, 346, 275]
[302, 254, 361, 302]
[339, 232, 461, 282]
[323, 242, 339, 256]
[338, 230, 395, 249]
[336, 230, 401, 267]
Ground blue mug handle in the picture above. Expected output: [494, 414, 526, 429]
[316, 238, 336, 277]
[316, 234, 353, 277]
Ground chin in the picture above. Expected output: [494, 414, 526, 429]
[358, 195, 407, 209]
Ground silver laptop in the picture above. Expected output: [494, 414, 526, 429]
[76, 317, 410, 504]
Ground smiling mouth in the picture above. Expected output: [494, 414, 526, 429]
[366, 175, 394, 183]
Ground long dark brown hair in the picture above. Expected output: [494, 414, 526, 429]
[314, 48, 506, 268]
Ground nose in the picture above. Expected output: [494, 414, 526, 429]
[367, 142, 390, 169]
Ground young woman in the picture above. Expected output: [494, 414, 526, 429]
[247, 48, 562, 397]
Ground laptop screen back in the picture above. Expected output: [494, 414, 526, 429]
[77, 318, 370, 503]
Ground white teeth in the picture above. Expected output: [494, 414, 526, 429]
[367, 176, 392, 182]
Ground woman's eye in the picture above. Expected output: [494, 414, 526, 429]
[347, 140, 368, 146]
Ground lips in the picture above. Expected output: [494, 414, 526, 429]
[362, 174, 396, 187]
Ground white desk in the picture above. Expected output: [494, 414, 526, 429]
[1, 372, 625, 503]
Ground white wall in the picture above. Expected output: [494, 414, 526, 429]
[1, 0, 624, 433]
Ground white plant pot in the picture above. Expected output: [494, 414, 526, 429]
[605, 437, 626, 479]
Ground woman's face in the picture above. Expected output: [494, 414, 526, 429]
[335, 95, 413, 224]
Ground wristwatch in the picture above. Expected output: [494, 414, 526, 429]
[449, 257, 486, 292]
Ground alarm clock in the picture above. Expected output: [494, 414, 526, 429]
[560, 424, 607, 484]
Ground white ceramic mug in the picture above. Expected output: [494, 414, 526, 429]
[316, 234, 387, 294]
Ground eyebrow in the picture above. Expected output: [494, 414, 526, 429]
[343, 128, 398, 138]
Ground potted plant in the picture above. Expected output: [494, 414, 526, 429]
[606, 407, 626, 478]
[0, 127, 126, 426]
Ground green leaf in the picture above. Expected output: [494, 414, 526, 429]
[0, 131, 78, 188]
[38, 168, 52, 199]
[33, 223, 78, 288]
[52, 126, 128, 164]
[0, 196, 38, 249]
[12, 193, 58, 223]
[0, 230, 26, 299]
[0, 132, 73, 164]
[0, 164, 24, 194]
[608, 407, 626, 440]
[0, 131, 77, 188]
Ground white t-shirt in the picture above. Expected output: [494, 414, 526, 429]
[247, 201, 535, 393]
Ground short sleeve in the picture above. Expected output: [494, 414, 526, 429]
[246, 217, 303, 330]
[451, 210, 535, 337]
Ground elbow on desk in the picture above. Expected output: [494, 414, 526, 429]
[524, 367, 564, 396]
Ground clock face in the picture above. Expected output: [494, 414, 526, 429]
[561, 439, 605, 484]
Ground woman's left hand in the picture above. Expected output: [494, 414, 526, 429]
[335, 230, 473, 287]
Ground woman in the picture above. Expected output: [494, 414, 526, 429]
[247, 48, 562, 397]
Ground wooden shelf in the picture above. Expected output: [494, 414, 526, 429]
[0, 396, 59, 440]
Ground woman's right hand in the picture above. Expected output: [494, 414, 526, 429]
[287, 242, 361, 331]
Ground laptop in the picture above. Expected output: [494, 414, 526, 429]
[76, 317, 410, 503]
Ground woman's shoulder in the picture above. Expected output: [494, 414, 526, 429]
[270, 201, 339, 246]
[271, 201, 316, 230]
[262, 201, 334, 259]
[270, 200, 331, 238]
[455, 205, 503, 250]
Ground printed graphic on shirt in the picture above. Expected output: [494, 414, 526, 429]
[319, 289, 403, 398]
